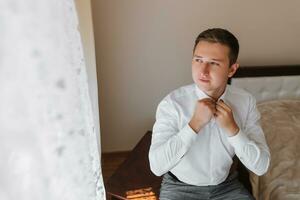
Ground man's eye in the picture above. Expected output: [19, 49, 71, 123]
[194, 58, 203, 63]
[210, 62, 220, 66]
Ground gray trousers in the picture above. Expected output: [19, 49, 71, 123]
[159, 171, 254, 200]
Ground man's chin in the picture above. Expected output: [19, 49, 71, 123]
[196, 83, 212, 92]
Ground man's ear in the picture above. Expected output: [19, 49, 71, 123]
[228, 63, 239, 78]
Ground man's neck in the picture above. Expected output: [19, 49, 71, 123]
[205, 87, 226, 101]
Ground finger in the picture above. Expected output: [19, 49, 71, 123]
[209, 104, 217, 114]
[216, 100, 231, 112]
[200, 98, 216, 104]
[215, 104, 227, 115]
[199, 98, 212, 101]
[214, 109, 222, 117]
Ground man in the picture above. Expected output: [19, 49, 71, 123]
[148, 28, 270, 200]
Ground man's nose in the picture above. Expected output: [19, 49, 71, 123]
[200, 62, 209, 75]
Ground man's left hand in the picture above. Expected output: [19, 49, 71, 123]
[215, 100, 239, 136]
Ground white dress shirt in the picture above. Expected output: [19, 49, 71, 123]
[149, 84, 270, 186]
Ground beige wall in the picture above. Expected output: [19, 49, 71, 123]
[91, 0, 300, 152]
[75, 0, 101, 150]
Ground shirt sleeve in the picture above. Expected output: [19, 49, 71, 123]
[148, 97, 197, 176]
[227, 95, 270, 176]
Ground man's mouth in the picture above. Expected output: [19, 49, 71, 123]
[199, 78, 210, 83]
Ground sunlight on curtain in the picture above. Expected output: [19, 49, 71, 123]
[0, 0, 105, 199]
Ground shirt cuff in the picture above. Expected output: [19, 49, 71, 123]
[227, 130, 251, 153]
[178, 124, 197, 147]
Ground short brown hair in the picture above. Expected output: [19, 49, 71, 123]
[193, 28, 239, 66]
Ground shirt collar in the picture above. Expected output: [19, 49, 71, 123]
[194, 84, 228, 102]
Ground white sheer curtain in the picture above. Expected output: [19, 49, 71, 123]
[0, 0, 105, 199]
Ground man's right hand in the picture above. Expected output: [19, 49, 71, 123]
[188, 98, 216, 133]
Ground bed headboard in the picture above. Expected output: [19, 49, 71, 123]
[230, 65, 300, 102]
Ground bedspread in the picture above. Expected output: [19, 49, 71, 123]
[250, 99, 300, 200]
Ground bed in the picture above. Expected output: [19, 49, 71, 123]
[231, 65, 300, 200]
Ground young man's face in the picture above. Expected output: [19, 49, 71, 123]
[192, 41, 238, 99]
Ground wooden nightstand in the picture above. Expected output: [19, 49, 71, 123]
[105, 131, 162, 199]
